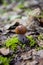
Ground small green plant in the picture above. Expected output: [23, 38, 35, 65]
[0, 56, 10, 65]
[27, 36, 36, 47]
[5, 36, 19, 50]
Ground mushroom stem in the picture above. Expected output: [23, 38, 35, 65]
[18, 34, 28, 43]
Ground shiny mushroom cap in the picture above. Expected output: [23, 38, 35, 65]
[15, 25, 27, 34]
[40, 18, 43, 23]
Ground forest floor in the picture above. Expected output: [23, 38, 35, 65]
[0, 0, 43, 65]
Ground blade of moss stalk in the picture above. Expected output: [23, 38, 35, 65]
[22, 44, 26, 49]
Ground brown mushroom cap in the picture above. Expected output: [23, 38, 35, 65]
[15, 25, 27, 34]
[40, 18, 43, 23]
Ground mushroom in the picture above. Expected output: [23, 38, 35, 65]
[15, 25, 28, 43]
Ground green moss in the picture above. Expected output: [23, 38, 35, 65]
[5, 35, 37, 51]
[22, 44, 26, 49]
[36, 46, 43, 51]
[20, 44, 26, 49]
[27, 36, 36, 47]
[0, 56, 10, 65]
[5, 36, 26, 51]
[0, 35, 37, 65]
[5, 36, 19, 50]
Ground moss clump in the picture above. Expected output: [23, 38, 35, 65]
[5, 36, 19, 50]
[0, 56, 10, 65]
[5, 36, 36, 50]
[27, 36, 36, 47]
[5, 36, 26, 51]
